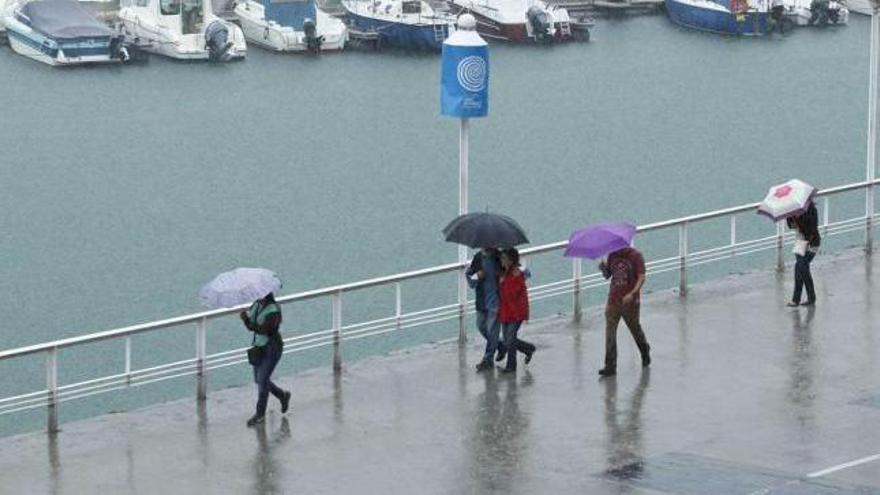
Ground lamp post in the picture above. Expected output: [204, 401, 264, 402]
[868, 2, 879, 252]
[441, 14, 489, 343]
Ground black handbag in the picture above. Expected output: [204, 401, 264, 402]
[247, 345, 264, 366]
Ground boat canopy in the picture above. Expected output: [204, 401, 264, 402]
[21, 0, 113, 39]
[263, 0, 317, 30]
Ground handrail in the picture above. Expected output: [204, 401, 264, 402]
[1, 178, 876, 362]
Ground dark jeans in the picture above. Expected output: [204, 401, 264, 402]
[476, 310, 501, 362]
[501, 321, 535, 370]
[604, 301, 650, 371]
[793, 251, 816, 304]
[253, 339, 285, 417]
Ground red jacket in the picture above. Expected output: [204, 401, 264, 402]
[499, 268, 529, 323]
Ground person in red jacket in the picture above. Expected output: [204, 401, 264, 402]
[499, 248, 535, 373]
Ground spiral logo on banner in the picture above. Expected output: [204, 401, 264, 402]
[456, 56, 487, 93]
[441, 42, 489, 119]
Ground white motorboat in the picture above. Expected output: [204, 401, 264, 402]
[235, 0, 347, 52]
[3, 0, 129, 65]
[118, 0, 246, 60]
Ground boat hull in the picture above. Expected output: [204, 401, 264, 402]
[344, 11, 447, 50]
[665, 0, 770, 35]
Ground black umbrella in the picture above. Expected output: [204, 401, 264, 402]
[442, 212, 529, 249]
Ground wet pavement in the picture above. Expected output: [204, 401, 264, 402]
[1, 249, 879, 494]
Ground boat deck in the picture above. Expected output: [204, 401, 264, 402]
[0, 248, 879, 494]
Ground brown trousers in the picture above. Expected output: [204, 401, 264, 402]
[604, 301, 650, 370]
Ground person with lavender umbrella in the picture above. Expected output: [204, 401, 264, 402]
[565, 223, 651, 378]
[199, 268, 291, 426]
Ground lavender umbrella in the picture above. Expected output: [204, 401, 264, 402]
[564, 223, 637, 260]
[199, 268, 282, 309]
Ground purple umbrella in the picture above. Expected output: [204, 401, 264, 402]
[564, 223, 637, 259]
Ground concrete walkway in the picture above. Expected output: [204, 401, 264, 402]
[1, 250, 879, 494]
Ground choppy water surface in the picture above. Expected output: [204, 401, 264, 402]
[0, 15, 872, 433]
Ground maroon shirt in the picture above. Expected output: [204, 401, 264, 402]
[603, 247, 645, 306]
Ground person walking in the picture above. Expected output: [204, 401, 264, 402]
[240, 292, 291, 426]
[466, 247, 502, 371]
[499, 248, 535, 373]
[598, 246, 651, 378]
[786, 202, 821, 307]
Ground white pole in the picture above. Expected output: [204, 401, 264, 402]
[458, 118, 469, 344]
[867, 8, 879, 253]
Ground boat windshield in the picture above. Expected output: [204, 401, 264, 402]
[181, 0, 204, 33]
[160, 0, 180, 14]
[401, 0, 422, 13]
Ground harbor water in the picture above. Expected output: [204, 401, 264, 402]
[0, 14, 873, 434]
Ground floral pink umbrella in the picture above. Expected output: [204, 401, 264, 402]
[756, 179, 817, 221]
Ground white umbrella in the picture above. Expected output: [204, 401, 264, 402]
[756, 179, 817, 221]
[199, 268, 282, 309]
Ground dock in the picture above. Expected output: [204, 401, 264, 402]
[1, 248, 878, 494]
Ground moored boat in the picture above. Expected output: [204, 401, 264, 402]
[118, 0, 246, 61]
[341, 0, 455, 51]
[446, 0, 576, 43]
[665, 0, 771, 35]
[785, 0, 847, 26]
[235, 0, 348, 52]
[3, 0, 129, 66]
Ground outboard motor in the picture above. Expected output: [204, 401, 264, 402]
[109, 35, 130, 62]
[826, 0, 842, 23]
[205, 21, 234, 61]
[526, 5, 552, 42]
[303, 18, 324, 52]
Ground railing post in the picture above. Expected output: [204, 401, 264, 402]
[195, 317, 207, 402]
[395, 282, 402, 329]
[678, 223, 688, 296]
[776, 222, 785, 272]
[46, 348, 58, 434]
[458, 255, 468, 345]
[572, 257, 582, 323]
[124, 337, 132, 385]
[729, 215, 737, 255]
[868, 183, 875, 254]
[822, 196, 830, 237]
[332, 291, 343, 373]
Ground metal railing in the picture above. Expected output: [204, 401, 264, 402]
[0, 178, 876, 433]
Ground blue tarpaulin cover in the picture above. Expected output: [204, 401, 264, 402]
[263, 0, 317, 30]
[21, 0, 112, 39]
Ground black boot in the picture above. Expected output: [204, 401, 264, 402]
[641, 344, 651, 368]
[246, 414, 265, 427]
[598, 367, 616, 377]
[280, 390, 292, 414]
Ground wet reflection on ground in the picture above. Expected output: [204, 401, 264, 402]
[603, 370, 650, 483]
[468, 369, 533, 493]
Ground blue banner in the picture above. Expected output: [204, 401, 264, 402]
[441, 43, 489, 118]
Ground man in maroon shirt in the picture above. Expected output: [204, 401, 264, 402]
[598, 246, 651, 377]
